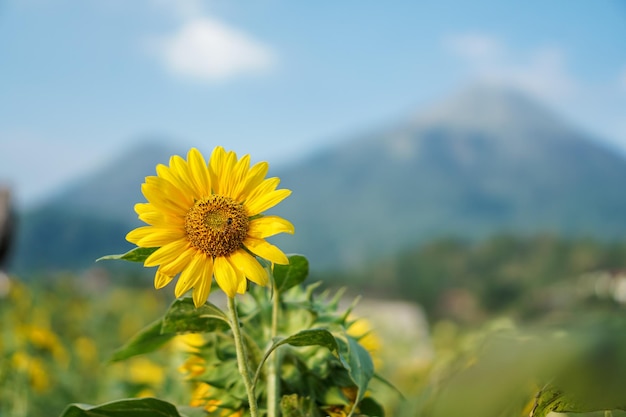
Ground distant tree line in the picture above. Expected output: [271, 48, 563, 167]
[319, 234, 626, 323]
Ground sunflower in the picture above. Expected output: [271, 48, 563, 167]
[126, 147, 294, 306]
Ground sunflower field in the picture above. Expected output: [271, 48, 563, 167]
[5, 265, 626, 417]
[4, 146, 626, 417]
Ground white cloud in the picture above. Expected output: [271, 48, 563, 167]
[150, 17, 276, 82]
[444, 33, 504, 64]
[443, 33, 578, 102]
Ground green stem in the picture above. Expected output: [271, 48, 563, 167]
[267, 288, 281, 417]
[227, 296, 259, 417]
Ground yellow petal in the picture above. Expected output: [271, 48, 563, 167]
[126, 226, 154, 245]
[192, 257, 214, 307]
[229, 250, 269, 287]
[135, 199, 184, 227]
[145, 174, 183, 198]
[236, 274, 247, 294]
[218, 151, 238, 195]
[156, 163, 197, 200]
[248, 216, 295, 238]
[139, 210, 184, 227]
[138, 210, 162, 225]
[158, 248, 196, 276]
[136, 227, 185, 247]
[208, 146, 226, 188]
[174, 253, 205, 298]
[145, 176, 194, 209]
[244, 237, 289, 265]
[245, 189, 292, 216]
[213, 256, 239, 298]
[141, 182, 188, 215]
[169, 155, 202, 201]
[233, 160, 268, 202]
[187, 148, 211, 197]
[144, 239, 190, 267]
[224, 154, 250, 198]
[209, 146, 233, 195]
[245, 177, 280, 204]
[154, 270, 175, 289]
[134, 203, 152, 215]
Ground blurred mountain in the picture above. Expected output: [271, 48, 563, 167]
[11, 85, 626, 273]
[273, 85, 626, 268]
[12, 140, 183, 273]
[45, 140, 185, 222]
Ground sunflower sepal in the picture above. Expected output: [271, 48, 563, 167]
[96, 246, 158, 263]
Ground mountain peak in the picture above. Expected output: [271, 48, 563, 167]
[411, 84, 566, 136]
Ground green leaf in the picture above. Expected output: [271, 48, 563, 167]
[336, 335, 375, 417]
[373, 373, 405, 400]
[161, 297, 230, 334]
[253, 329, 338, 388]
[278, 328, 338, 351]
[58, 397, 181, 417]
[97, 247, 158, 263]
[273, 254, 309, 292]
[358, 397, 385, 417]
[110, 319, 174, 362]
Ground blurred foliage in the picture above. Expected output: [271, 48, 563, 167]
[392, 315, 626, 417]
[4, 235, 626, 416]
[0, 273, 181, 417]
[329, 234, 626, 323]
[76, 253, 381, 417]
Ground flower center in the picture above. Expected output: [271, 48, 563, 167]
[184, 195, 249, 258]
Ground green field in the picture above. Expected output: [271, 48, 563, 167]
[4, 235, 626, 417]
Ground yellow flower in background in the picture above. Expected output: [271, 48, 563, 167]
[126, 357, 165, 386]
[179, 355, 206, 379]
[190, 382, 221, 412]
[189, 382, 244, 417]
[127, 147, 294, 306]
[347, 317, 382, 369]
[25, 325, 69, 368]
[172, 333, 205, 354]
[11, 351, 50, 393]
[74, 336, 98, 366]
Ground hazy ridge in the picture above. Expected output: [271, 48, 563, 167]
[11, 85, 626, 274]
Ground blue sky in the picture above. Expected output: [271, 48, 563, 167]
[1, 0, 625, 207]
